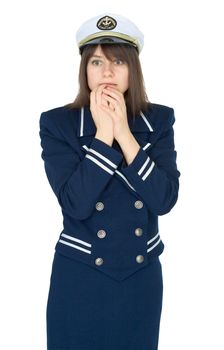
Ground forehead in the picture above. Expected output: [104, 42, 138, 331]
[91, 45, 104, 56]
[85, 43, 133, 64]
[89, 44, 125, 61]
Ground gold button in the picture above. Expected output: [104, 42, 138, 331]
[135, 228, 143, 236]
[95, 257, 104, 266]
[95, 202, 104, 211]
[134, 200, 143, 209]
[97, 230, 106, 239]
[136, 255, 144, 263]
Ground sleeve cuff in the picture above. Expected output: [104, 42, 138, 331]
[122, 147, 155, 181]
[85, 137, 123, 175]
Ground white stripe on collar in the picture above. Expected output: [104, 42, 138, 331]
[80, 108, 153, 136]
[140, 111, 154, 132]
[80, 107, 84, 137]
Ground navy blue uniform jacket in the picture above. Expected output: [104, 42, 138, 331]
[39, 103, 180, 281]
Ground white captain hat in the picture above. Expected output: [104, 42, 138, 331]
[76, 13, 144, 54]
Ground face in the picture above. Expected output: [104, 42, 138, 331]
[86, 45, 129, 93]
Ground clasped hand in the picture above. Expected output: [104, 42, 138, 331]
[90, 84, 131, 143]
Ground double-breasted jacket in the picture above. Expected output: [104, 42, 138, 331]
[39, 103, 180, 281]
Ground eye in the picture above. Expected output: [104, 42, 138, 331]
[113, 59, 124, 65]
[90, 59, 102, 66]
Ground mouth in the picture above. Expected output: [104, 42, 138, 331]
[100, 83, 117, 87]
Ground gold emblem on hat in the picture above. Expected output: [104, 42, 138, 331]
[97, 16, 117, 30]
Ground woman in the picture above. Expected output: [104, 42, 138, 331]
[39, 13, 180, 350]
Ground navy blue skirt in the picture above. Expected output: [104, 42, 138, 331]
[46, 251, 163, 350]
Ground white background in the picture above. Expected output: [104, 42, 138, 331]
[1, 0, 223, 349]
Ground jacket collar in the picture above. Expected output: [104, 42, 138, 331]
[77, 106, 154, 137]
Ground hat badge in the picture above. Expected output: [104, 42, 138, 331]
[97, 16, 117, 30]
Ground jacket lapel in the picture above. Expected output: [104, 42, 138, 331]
[77, 106, 154, 138]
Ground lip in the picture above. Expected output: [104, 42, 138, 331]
[100, 83, 117, 86]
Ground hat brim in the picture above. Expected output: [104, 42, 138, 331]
[79, 36, 138, 53]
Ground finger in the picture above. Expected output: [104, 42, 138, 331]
[100, 103, 115, 116]
[103, 87, 123, 102]
[90, 90, 96, 108]
[101, 93, 109, 108]
[108, 102, 115, 111]
[95, 84, 107, 105]
[102, 93, 119, 108]
[102, 98, 116, 113]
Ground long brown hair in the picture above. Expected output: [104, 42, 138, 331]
[64, 44, 151, 118]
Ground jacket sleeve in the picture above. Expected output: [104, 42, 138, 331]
[39, 112, 123, 220]
[121, 108, 180, 215]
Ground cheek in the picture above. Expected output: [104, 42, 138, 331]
[86, 67, 94, 90]
[121, 70, 129, 91]
[86, 67, 99, 91]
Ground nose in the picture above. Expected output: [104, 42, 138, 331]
[103, 61, 114, 77]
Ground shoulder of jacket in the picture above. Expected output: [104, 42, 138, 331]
[40, 105, 79, 121]
[150, 102, 174, 115]
[39, 105, 80, 133]
[148, 103, 175, 130]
